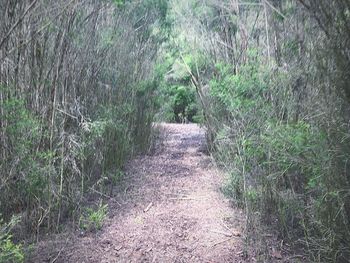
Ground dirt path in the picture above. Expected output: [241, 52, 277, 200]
[31, 123, 245, 263]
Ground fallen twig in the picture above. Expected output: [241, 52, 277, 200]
[50, 237, 69, 263]
[209, 229, 233, 237]
[151, 254, 157, 263]
[211, 237, 233, 247]
[124, 185, 131, 196]
[287, 254, 305, 260]
[89, 187, 122, 206]
[144, 202, 153, 212]
[221, 221, 242, 237]
[169, 197, 205, 201]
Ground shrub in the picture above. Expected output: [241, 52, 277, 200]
[0, 94, 50, 228]
[209, 56, 350, 261]
[156, 84, 199, 123]
[0, 216, 24, 263]
[79, 202, 108, 232]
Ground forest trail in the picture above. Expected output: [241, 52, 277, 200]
[31, 124, 245, 262]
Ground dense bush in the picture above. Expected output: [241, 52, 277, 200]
[0, 0, 168, 241]
[153, 33, 213, 123]
[0, 216, 24, 263]
[210, 58, 350, 261]
[1, 0, 350, 261]
[168, 0, 350, 260]
[156, 84, 198, 123]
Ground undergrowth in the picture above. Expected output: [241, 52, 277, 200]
[0, 216, 24, 263]
[79, 202, 108, 232]
[210, 56, 350, 262]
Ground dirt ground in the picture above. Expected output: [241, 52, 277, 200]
[29, 123, 248, 262]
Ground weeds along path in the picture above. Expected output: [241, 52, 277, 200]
[31, 123, 245, 263]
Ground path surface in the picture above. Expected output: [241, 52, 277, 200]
[31, 123, 245, 262]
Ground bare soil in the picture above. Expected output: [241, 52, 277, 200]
[29, 123, 247, 263]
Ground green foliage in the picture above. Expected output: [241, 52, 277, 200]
[173, 86, 192, 114]
[0, 93, 50, 222]
[210, 61, 268, 112]
[237, 120, 329, 235]
[110, 170, 124, 185]
[222, 171, 244, 206]
[1, 96, 41, 152]
[0, 0, 168, 238]
[209, 54, 350, 261]
[0, 0, 171, 258]
[82, 106, 131, 179]
[0, 216, 24, 263]
[99, 27, 120, 49]
[112, 0, 126, 7]
[79, 202, 108, 231]
[158, 0, 350, 261]
[156, 84, 199, 122]
[154, 49, 204, 123]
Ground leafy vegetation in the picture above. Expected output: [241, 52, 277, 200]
[154, 49, 203, 123]
[163, 0, 350, 261]
[0, 0, 169, 251]
[1, 0, 350, 262]
[0, 216, 24, 263]
[79, 202, 108, 232]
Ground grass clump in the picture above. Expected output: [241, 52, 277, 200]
[79, 202, 108, 232]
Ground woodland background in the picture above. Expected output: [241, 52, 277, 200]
[0, 0, 349, 262]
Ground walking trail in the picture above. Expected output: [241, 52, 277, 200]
[31, 123, 246, 262]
